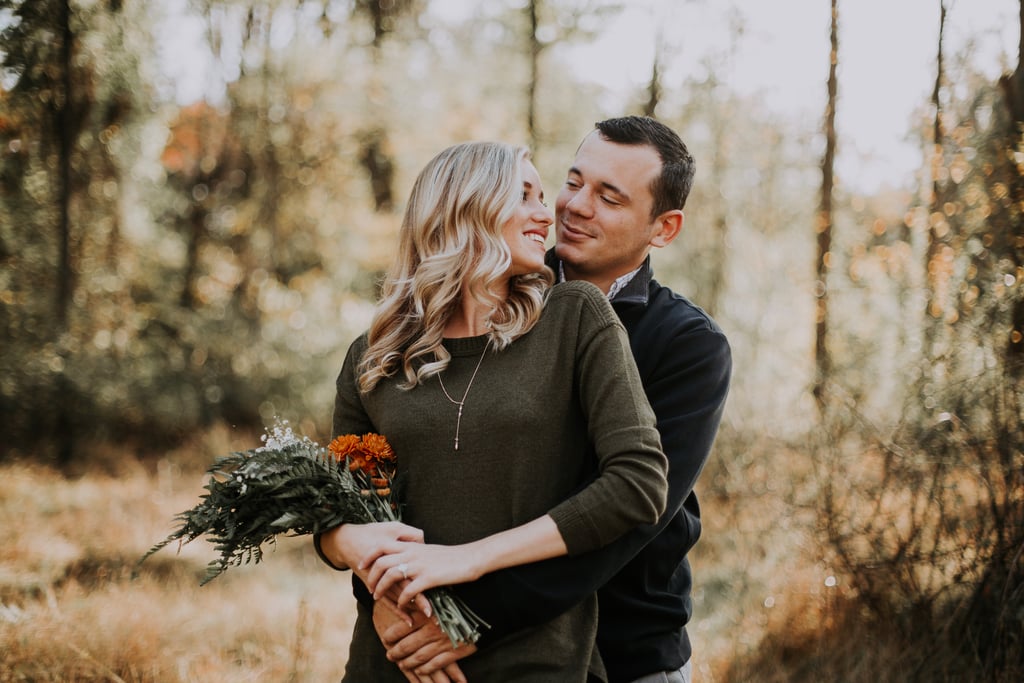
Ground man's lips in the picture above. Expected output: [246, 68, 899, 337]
[558, 220, 592, 240]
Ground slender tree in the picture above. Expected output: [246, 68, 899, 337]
[519, 1, 623, 154]
[353, 0, 419, 212]
[1000, 0, 1024, 359]
[0, 0, 140, 459]
[924, 0, 949, 354]
[54, 0, 74, 336]
[526, 0, 544, 151]
[700, 11, 747, 320]
[0, 0, 86, 462]
[642, 38, 663, 118]
[813, 0, 839, 411]
[52, 0, 76, 464]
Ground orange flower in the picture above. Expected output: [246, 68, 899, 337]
[354, 433, 396, 477]
[359, 433, 396, 464]
[349, 452, 370, 474]
[329, 433, 396, 477]
[328, 434, 361, 462]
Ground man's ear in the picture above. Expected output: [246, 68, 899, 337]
[649, 210, 684, 248]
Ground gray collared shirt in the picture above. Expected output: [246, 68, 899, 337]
[558, 262, 643, 300]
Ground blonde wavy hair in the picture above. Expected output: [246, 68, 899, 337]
[357, 141, 554, 392]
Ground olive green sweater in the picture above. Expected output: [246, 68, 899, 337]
[334, 280, 667, 682]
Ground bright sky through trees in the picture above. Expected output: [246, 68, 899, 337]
[557, 0, 1019, 192]
[159, 0, 1020, 193]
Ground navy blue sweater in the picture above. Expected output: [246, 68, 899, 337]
[453, 254, 732, 681]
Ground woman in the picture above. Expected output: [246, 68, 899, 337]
[322, 142, 667, 682]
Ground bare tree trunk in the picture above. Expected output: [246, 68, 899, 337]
[257, 14, 284, 277]
[704, 85, 729, 319]
[813, 0, 838, 412]
[177, 106, 217, 310]
[1002, 0, 1024, 123]
[705, 192, 727, 319]
[1005, 0, 1024, 359]
[527, 0, 542, 151]
[359, 128, 395, 212]
[180, 201, 205, 309]
[357, 1, 398, 213]
[924, 0, 948, 355]
[54, 0, 77, 465]
[101, 0, 129, 270]
[643, 46, 662, 117]
[55, 0, 74, 333]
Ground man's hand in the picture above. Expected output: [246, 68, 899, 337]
[373, 599, 475, 682]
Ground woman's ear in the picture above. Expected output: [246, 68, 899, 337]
[649, 210, 684, 249]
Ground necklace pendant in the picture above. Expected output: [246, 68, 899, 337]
[436, 342, 488, 455]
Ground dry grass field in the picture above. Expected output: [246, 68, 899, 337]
[1, 427, 359, 682]
[1, 425, 830, 682]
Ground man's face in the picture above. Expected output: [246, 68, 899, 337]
[554, 131, 663, 292]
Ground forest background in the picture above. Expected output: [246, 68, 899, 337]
[1, 0, 1022, 681]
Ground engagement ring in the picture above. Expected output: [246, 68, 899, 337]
[397, 563, 409, 580]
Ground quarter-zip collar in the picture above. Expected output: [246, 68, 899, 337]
[545, 249, 652, 309]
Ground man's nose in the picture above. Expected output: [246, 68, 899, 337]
[564, 188, 593, 217]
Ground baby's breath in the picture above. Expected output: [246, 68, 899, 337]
[257, 420, 309, 451]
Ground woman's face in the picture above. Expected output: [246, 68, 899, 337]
[502, 158, 553, 277]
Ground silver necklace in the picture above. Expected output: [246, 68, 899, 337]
[436, 342, 488, 451]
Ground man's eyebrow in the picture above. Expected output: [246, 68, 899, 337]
[566, 166, 629, 201]
[600, 181, 629, 201]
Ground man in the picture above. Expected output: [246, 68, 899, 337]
[322, 116, 732, 683]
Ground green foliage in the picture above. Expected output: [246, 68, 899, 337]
[0, 0, 639, 458]
[0, 0, 154, 453]
[139, 423, 488, 645]
[812, 68, 1024, 681]
[0, 0, 1020, 678]
[139, 436, 388, 584]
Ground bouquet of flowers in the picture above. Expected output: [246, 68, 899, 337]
[139, 420, 488, 645]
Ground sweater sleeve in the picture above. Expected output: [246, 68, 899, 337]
[544, 283, 669, 555]
[314, 335, 377, 608]
[332, 334, 375, 439]
[454, 305, 732, 647]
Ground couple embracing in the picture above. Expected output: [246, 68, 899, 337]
[316, 116, 732, 683]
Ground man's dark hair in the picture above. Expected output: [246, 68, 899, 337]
[595, 116, 695, 218]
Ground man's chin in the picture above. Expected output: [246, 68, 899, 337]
[554, 242, 582, 263]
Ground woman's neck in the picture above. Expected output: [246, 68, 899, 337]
[444, 282, 507, 338]
[444, 302, 490, 338]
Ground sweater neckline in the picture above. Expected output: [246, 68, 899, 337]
[442, 334, 490, 356]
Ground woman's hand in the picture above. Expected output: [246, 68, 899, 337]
[321, 521, 424, 574]
[363, 542, 486, 606]
[364, 515, 568, 605]
[319, 521, 434, 617]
